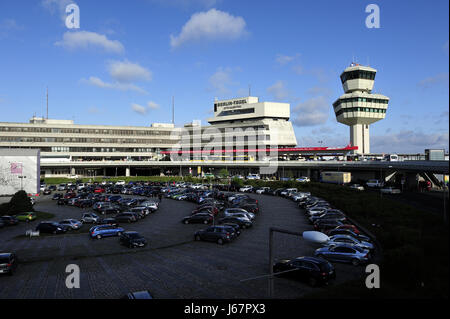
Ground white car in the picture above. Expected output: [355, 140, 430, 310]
[296, 177, 310, 183]
[256, 187, 270, 194]
[115, 180, 126, 186]
[380, 187, 401, 194]
[247, 174, 260, 180]
[307, 207, 328, 216]
[349, 184, 365, 191]
[239, 185, 253, 192]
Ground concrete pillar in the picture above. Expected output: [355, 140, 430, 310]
[125, 167, 130, 177]
[350, 124, 370, 154]
[70, 167, 76, 175]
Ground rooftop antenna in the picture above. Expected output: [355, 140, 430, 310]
[172, 96, 174, 125]
[248, 84, 251, 96]
[46, 86, 48, 119]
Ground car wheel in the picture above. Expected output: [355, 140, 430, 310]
[195, 235, 201, 241]
[96, 234, 102, 239]
[203, 220, 209, 224]
[217, 238, 224, 245]
[117, 232, 122, 236]
[184, 220, 189, 224]
[351, 258, 360, 266]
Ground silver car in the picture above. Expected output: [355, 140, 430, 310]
[81, 213, 100, 224]
[325, 235, 374, 251]
[315, 243, 371, 266]
[59, 219, 83, 230]
[224, 208, 255, 220]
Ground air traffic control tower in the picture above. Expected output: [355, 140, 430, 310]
[333, 63, 390, 154]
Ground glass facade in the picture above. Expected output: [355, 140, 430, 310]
[340, 70, 376, 83]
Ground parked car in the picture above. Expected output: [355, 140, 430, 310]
[219, 223, 241, 236]
[326, 229, 370, 242]
[119, 231, 147, 248]
[333, 224, 361, 235]
[223, 208, 255, 220]
[0, 253, 18, 276]
[315, 244, 371, 266]
[380, 187, 401, 194]
[81, 213, 100, 224]
[309, 211, 346, 224]
[98, 218, 119, 226]
[89, 224, 124, 239]
[15, 212, 37, 223]
[194, 225, 237, 245]
[325, 235, 374, 251]
[273, 256, 335, 287]
[115, 212, 138, 223]
[182, 213, 214, 225]
[99, 207, 121, 215]
[349, 184, 365, 191]
[123, 291, 153, 299]
[52, 193, 63, 200]
[296, 177, 310, 183]
[366, 179, 383, 188]
[35, 221, 68, 234]
[59, 219, 83, 230]
[43, 189, 52, 195]
[0, 216, 19, 226]
[313, 220, 344, 232]
[218, 216, 252, 229]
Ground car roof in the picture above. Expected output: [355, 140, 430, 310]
[294, 256, 328, 264]
[0, 253, 13, 258]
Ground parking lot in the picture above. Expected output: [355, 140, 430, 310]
[0, 191, 366, 299]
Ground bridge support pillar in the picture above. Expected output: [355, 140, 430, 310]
[404, 172, 419, 191]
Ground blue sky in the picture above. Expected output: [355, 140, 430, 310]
[0, 0, 448, 153]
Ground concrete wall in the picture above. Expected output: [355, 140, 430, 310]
[0, 149, 40, 195]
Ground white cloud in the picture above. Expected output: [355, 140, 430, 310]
[108, 60, 152, 83]
[131, 103, 148, 115]
[82, 76, 148, 94]
[371, 130, 449, 153]
[208, 67, 237, 96]
[170, 9, 248, 48]
[417, 72, 449, 89]
[267, 81, 289, 101]
[147, 101, 160, 109]
[292, 96, 330, 127]
[131, 101, 160, 115]
[275, 53, 300, 65]
[55, 31, 125, 54]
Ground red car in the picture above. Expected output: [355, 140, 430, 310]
[94, 187, 105, 193]
[64, 192, 76, 199]
[331, 224, 361, 235]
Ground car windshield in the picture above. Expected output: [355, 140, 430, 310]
[128, 233, 142, 239]
[0, 256, 10, 264]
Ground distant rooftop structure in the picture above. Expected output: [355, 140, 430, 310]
[29, 116, 74, 125]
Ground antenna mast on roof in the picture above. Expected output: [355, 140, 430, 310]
[172, 96, 174, 125]
[46, 87, 48, 119]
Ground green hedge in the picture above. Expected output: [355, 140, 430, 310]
[0, 190, 34, 216]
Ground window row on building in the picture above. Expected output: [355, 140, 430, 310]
[340, 70, 376, 83]
[0, 126, 173, 136]
[0, 136, 177, 144]
[335, 107, 387, 116]
[333, 97, 389, 108]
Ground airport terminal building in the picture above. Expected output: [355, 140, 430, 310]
[0, 96, 298, 177]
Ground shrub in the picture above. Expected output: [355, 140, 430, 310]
[7, 190, 34, 214]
